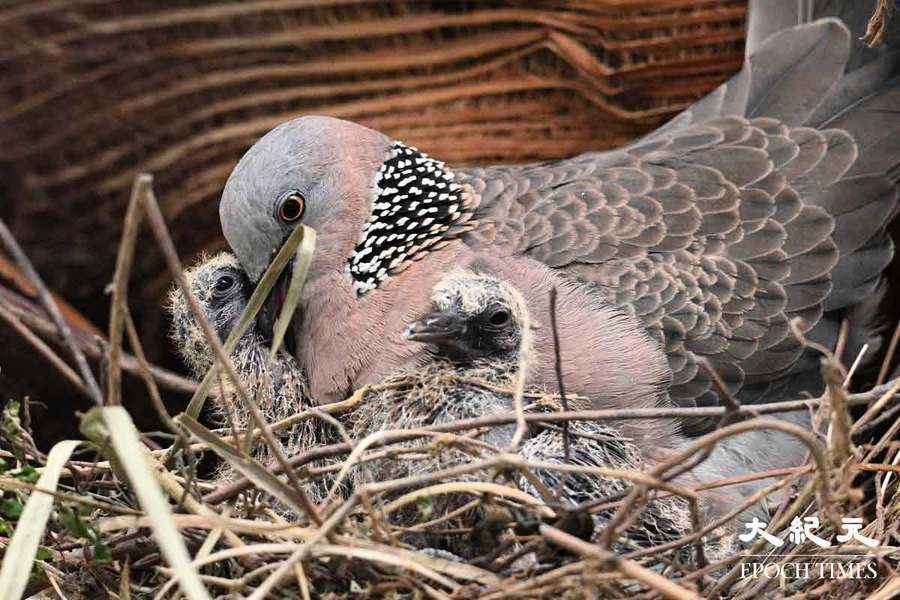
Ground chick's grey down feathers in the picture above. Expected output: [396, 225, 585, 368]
[220, 1, 900, 435]
[167, 253, 338, 502]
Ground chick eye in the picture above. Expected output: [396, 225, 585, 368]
[488, 309, 510, 326]
[213, 275, 236, 295]
[278, 191, 305, 223]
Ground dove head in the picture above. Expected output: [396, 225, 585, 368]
[220, 116, 476, 294]
[167, 252, 254, 375]
[404, 270, 530, 364]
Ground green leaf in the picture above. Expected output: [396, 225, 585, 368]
[416, 495, 434, 519]
[0, 499, 23, 519]
[35, 547, 52, 561]
[92, 540, 112, 563]
[12, 466, 38, 484]
[3, 400, 20, 420]
[60, 506, 91, 539]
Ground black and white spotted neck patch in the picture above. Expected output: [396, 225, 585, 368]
[348, 142, 472, 296]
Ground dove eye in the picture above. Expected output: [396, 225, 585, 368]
[213, 275, 237, 295]
[277, 191, 305, 223]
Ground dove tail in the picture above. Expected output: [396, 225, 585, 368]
[685, 2, 899, 129]
[748, 1, 900, 65]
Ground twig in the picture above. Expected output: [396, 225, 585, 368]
[708, 479, 817, 596]
[0, 301, 89, 398]
[548, 287, 571, 462]
[853, 375, 900, 434]
[149, 452, 252, 568]
[628, 471, 800, 560]
[844, 343, 869, 389]
[863, 395, 900, 464]
[595, 418, 838, 558]
[0, 216, 103, 405]
[202, 379, 900, 504]
[878, 321, 900, 385]
[6, 301, 196, 393]
[506, 285, 532, 451]
[539, 525, 700, 600]
[0, 477, 142, 515]
[790, 318, 847, 379]
[823, 358, 854, 468]
[247, 495, 361, 600]
[698, 357, 741, 426]
[864, 0, 894, 46]
[106, 174, 149, 406]
[123, 310, 183, 440]
[835, 318, 850, 362]
[857, 401, 900, 436]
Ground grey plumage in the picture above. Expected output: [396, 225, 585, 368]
[458, 30, 897, 421]
[217, 1, 900, 528]
[219, 2, 899, 438]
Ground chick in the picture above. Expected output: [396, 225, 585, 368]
[342, 270, 526, 477]
[167, 252, 336, 502]
[402, 269, 527, 364]
[344, 267, 702, 556]
[345, 271, 526, 451]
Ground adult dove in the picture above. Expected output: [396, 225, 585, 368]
[219, 0, 900, 435]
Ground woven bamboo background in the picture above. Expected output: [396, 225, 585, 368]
[0, 0, 746, 358]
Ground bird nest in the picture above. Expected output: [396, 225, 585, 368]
[0, 177, 898, 599]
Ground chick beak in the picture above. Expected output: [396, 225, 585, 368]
[404, 311, 467, 347]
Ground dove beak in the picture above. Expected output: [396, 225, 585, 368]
[250, 225, 316, 357]
[255, 261, 292, 347]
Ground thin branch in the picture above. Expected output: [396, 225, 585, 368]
[549, 287, 571, 462]
[0, 216, 104, 405]
[202, 378, 900, 505]
[539, 525, 700, 600]
[123, 310, 182, 439]
[106, 174, 149, 405]
[0, 301, 89, 398]
[823, 358, 854, 468]
[864, 0, 894, 46]
[877, 320, 900, 385]
[6, 301, 196, 393]
[506, 285, 532, 450]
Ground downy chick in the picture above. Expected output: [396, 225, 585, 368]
[167, 252, 336, 502]
[345, 267, 698, 554]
